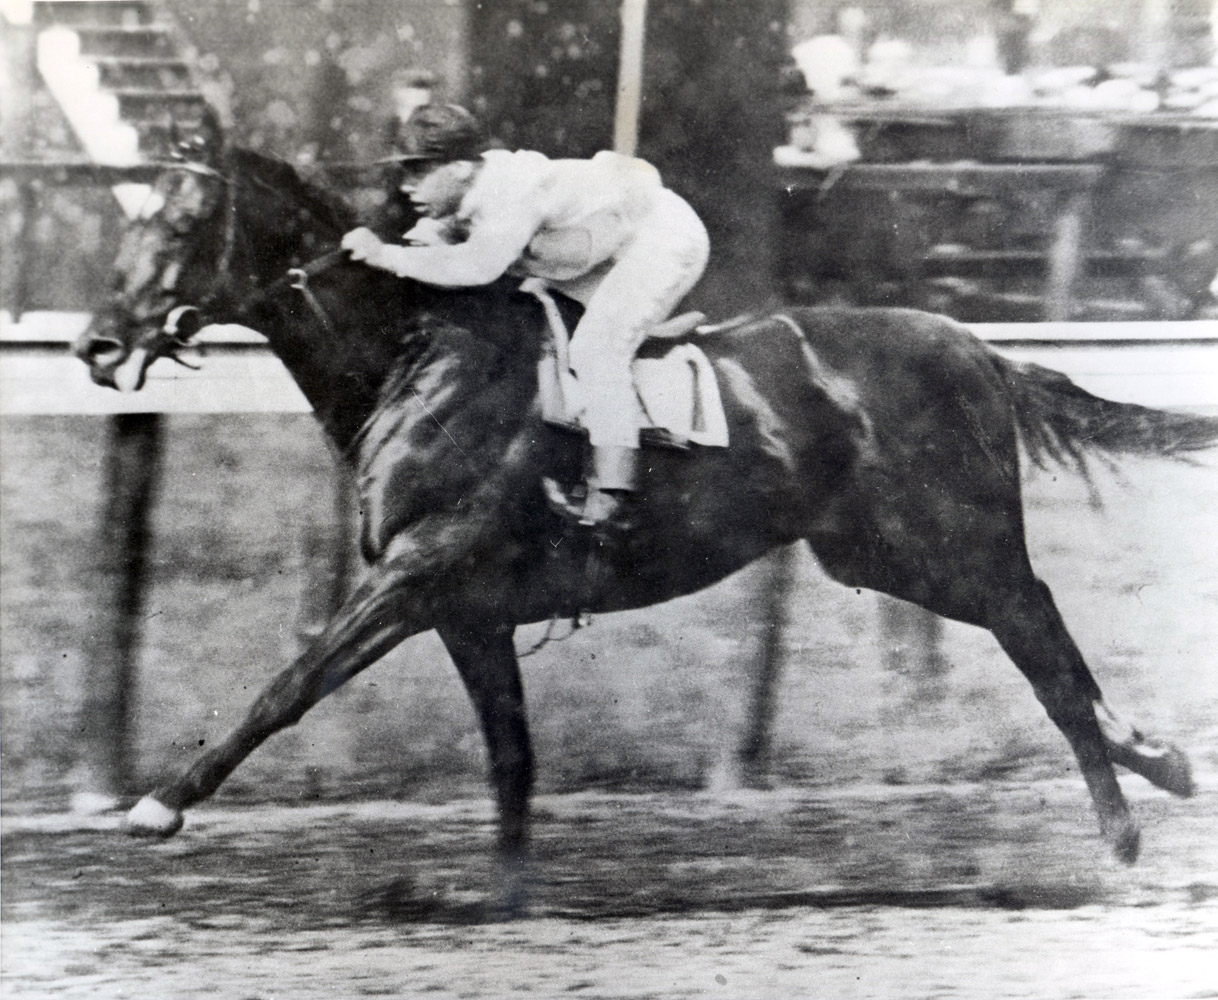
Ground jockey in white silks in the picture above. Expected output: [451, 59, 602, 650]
[342, 104, 710, 528]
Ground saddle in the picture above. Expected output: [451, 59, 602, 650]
[522, 280, 730, 449]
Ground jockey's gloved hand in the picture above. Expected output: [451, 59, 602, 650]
[342, 227, 385, 264]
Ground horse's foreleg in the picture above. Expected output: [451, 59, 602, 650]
[437, 619, 534, 915]
[988, 578, 1141, 863]
[125, 534, 445, 837]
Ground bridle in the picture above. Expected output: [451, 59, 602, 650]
[285, 250, 348, 339]
[142, 158, 347, 364]
[130, 159, 237, 367]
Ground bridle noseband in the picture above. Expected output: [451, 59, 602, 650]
[141, 160, 235, 358]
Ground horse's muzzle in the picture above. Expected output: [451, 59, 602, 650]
[75, 331, 128, 388]
[74, 320, 154, 392]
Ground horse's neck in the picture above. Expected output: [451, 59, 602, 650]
[233, 180, 347, 290]
[221, 157, 385, 442]
[219, 154, 547, 454]
[234, 265, 398, 450]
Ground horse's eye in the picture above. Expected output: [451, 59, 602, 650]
[165, 305, 203, 342]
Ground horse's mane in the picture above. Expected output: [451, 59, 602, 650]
[229, 146, 356, 236]
[223, 145, 554, 359]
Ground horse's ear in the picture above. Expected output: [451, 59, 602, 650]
[171, 104, 226, 166]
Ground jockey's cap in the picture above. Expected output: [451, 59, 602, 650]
[392, 104, 485, 163]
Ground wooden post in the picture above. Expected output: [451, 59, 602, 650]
[75, 413, 163, 809]
[1139, 0, 1172, 72]
[878, 596, 948, 696]
[614, 0, 648, 156]
[13, 182, 39, 321]
[736, 543, 796, 785]
[295, 458, 355, 647]
[1046, 190, 1089, 323]
[2, 13, 39, 319]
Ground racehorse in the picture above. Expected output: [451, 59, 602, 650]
[76, 136, 1218, 908]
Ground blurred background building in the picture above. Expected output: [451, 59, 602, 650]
[7, 0, 1213, 322]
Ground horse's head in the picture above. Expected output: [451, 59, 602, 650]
[78, 133, 358, 392]
[76, 125, 234, 391]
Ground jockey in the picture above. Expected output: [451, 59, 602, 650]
[342, 104, 710, 528]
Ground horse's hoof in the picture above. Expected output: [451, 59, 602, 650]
[1144, 744, 1196, 799]
[1108, 819, 1141, 866]
[124, 796, 184, 839]
[1107, 740, 1197, 798]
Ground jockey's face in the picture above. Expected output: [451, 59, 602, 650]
[402, 160, 476, 218]
[396, 159, 439, 195]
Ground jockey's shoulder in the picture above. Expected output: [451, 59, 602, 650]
[474, 149, 554, 189]
[481, 148, 551, 170]
[474, 148, 663, 199]
[588, 150, 663, 185]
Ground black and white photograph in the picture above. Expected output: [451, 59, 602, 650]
[2, 1, 1216, 996]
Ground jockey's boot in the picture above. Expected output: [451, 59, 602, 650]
[579, 445, 638, 528]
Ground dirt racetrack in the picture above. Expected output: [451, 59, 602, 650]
[3, 781, 1218, 999]
[3, 413, 1218, 998]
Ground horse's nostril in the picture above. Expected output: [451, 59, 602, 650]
[80, 337, 127, 366]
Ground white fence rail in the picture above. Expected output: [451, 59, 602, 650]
[2, 312, 1218, 415]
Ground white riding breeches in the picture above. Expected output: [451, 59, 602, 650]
[557, 189, 710, 449]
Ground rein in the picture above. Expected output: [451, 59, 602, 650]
[162, 152, 350, 347]
[285, 250, 348, 338]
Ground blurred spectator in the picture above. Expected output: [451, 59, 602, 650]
[791, 5, 868, 100]
[382, 69, 437, 157]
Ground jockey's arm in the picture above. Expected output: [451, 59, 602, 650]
[349, 201, 541, 288]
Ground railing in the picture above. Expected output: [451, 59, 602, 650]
[4, 313, 1217, 416]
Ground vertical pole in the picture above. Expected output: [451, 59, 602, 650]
[328, 463, 354, 615]
[295, 457, 354, 648]
[1140, 0, 1172, 72]
[879, 596, 948, 695]
[736, 543, 796, 786]
[1046, 190, 1088, 323]
[13, 182, 39, 322]
[3, 13, 39, 319]
[75, 413, 163, 810]
[614, 0, 648, 156]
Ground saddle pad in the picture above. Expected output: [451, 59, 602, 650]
[632, 344, 729, 448]
[524, 278, 728, 448]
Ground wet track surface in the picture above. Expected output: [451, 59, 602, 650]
[4, 782, 1217, 998]
[4, 424, 1217, 996]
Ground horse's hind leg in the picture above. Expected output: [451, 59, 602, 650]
[1094, 700, 1195, 798]
[810, 512, 1172, 862]
[985, 575, 1143, 862]
[799, 323, 1193, 861]
[437, 619, 534, 915]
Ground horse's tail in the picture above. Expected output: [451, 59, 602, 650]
[995, 356, 1218, 474]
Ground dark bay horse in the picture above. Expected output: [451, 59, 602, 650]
[76, 143, 1218, 901]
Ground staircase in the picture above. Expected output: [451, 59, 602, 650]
[2, 0, 207, 212]
[30, 0, 207, 162]
[33, 0, 207, 212]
